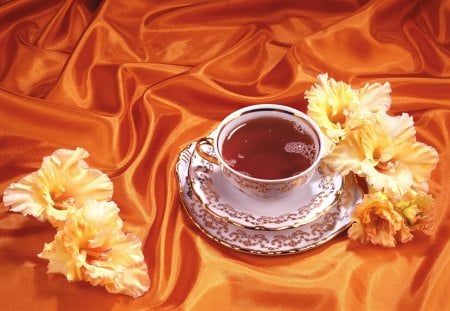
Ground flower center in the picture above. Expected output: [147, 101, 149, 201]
[328, 108, 346, 125]
[371, 212, 391, 233]
[84, 247, 112, 263]
[375, 160, 399, 173]
[50, 187, 73, 210]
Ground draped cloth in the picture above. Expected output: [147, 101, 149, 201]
[0, 0, 449, 309]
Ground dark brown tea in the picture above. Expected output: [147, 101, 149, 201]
[221, 116, 318, 180]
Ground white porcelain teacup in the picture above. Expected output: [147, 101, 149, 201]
[196, 104, 324, 200]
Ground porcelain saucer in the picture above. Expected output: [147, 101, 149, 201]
[176, 143, 363, 256]
[189, 132, 344, 231]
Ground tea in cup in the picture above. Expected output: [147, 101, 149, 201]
[196, 104, 324, 200]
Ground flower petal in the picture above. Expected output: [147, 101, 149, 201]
[38, 231, 85, 282]
[85, 261, 150, 298]
[362, 160, 413, 197]
[324, 130, 366, 175]
[394, 141, 439, 192]
[357, 82, 391, 113]
[82, 200, 123, 233]
[383, 112, 416, 145]
[305, 73, 357, 143]
[86, 233, 150, 298]
[3, 172, 47, 220]
[358, 114, 395, 162]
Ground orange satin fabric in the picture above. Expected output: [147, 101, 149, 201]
[0, 0, 449, 309]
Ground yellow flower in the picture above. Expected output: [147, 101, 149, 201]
[325, 112, 438, 197]
[348, 192, 413, 247]
[305, 74, 391, 154]
[2, 148, 113, 227]
[305, 73, 357, 147]
[38, 200, 150, 298]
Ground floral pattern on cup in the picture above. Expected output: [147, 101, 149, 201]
[176, 143, 363, 255]
[189, 144, 344, 230]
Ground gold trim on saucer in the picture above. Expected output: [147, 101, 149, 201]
[187, 148, 345, 231]
[175, 142, 364, 256]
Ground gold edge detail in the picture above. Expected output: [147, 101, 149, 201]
[175, 143, 363, 256]
[216, 108, 322, 184]
[188, 149, 346, 231]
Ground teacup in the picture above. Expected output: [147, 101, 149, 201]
[195, 104, 324, 200]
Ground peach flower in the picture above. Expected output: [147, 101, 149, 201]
[38, 199, 150, 298]
[2, 148, 113, 227]
[325, 112, 438, 197]
[348, 192, 413, 247]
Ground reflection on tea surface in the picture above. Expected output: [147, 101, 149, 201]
[221, 116, 318, 180]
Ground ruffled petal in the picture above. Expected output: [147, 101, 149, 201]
[394, 141, 439, 193]
[364, 228, 397, 248]
[84, 261, 150, 298]
[85, 233, 149, 297]
[362, 160, 413, 197]
[38, 231, 85, 282]
[324, 130, 366, 175]
[3, 172, 47, 221]
[96, 233, 145, 267]
[383, 113, 416, 145]
[305, 73, 357, 143]
[347, 222, 369, 244]
[357, 82, 391, 113]
[82, 200, 123, 234]
[358, 114, 395, 162]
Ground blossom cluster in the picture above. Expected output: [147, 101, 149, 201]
[305, 73, 439, 247]
[2, 148, 150, 297]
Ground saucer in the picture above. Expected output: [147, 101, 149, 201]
[189, 141, 344, 230]
[176, 142, 363, 256]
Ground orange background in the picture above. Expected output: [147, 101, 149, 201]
[1, 0, 449, 310]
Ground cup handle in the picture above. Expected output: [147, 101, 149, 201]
[195, 137, 219, 165]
